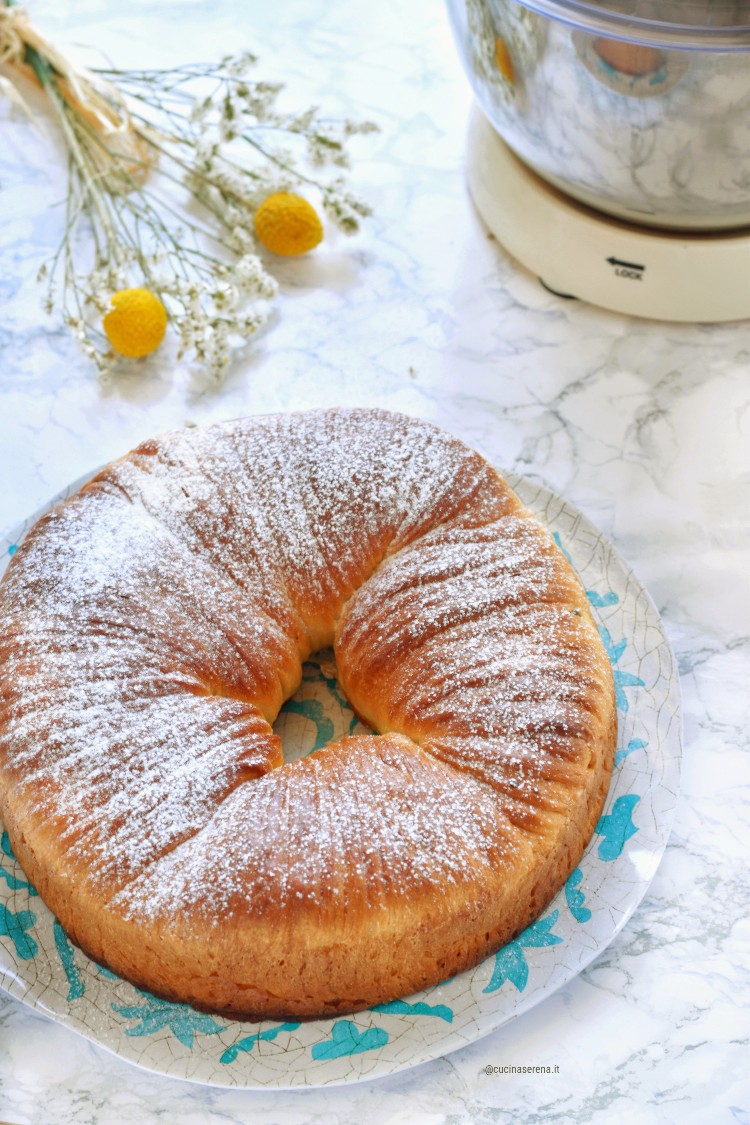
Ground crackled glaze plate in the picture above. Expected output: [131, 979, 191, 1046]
[0, 468, 682, 1088]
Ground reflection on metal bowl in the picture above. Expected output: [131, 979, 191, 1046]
[447, 0, 750, 230]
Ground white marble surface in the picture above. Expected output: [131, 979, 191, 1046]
[1, 0, 749, 1122]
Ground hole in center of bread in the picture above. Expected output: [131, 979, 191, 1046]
[272, 648, 373, 764]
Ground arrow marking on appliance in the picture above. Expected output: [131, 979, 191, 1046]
[607, 256, 645, 271]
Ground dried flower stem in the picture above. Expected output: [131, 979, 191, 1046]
[0, 3, 377, 380]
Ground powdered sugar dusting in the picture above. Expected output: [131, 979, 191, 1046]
[337, 514, 611, 744]
[112, 736, 531, 924]
[0, 408, 612, 932]
[94, 409, 516, 643]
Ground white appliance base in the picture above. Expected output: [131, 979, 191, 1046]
[466, 106, 750, 324]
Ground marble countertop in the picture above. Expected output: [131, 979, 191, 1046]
[1, 1, 748, 1122]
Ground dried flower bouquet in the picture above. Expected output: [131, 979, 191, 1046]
[0, 2, 377, 379]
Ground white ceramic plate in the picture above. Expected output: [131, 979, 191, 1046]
[0, 469, 682, 1089]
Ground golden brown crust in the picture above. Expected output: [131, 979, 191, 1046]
[0, 408, 616, 1019]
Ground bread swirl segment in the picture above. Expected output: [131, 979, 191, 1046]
[92, 410, 519, 647]
[0, 408, 616, 1019]
[0, 485, 288, 901]
[336, 512, 615, 822]
[101, 735, 538, 1017]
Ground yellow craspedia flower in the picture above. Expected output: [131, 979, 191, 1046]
[103, 288, 168, 358]
[254, 192, 323, 257]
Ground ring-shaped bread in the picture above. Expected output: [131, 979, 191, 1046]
[0, 408, 616, 1019]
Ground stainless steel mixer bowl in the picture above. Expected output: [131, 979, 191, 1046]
[447, 0, 750, 230]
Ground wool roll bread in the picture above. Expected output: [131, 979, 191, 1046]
[0, 408, 616, 1019]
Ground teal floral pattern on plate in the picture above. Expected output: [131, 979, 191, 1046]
[595, 795, 641, 861]
[112, 989, 225, 1048]
[565, 868, 592, 924]
[483, 912, 564, 994]
[0, 469, 682, 1089]
[310, 1020, 389, 1061]
[220, 1022, 301, 1065]
[0, 903, 38, 961]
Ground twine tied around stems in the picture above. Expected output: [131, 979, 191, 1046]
[0, 3, 154, 185]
